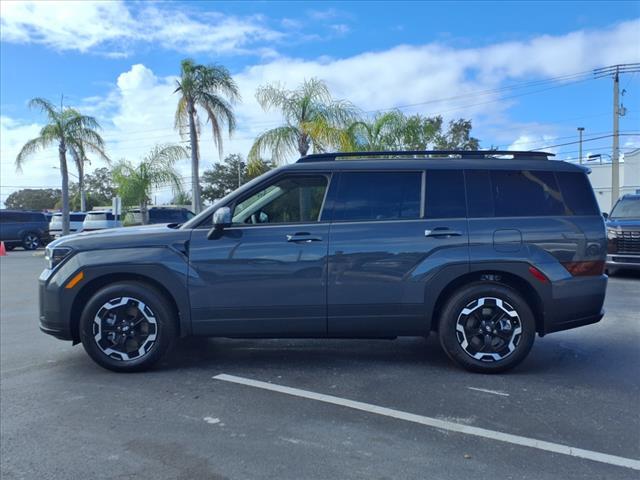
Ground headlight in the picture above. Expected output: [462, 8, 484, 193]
[607, 228, 618, 240]
[45, 246, 73, 270]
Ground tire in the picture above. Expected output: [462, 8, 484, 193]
[438, 282, 536, 373]
[21, 232, 40, 250]
[79, 281, 177, 372]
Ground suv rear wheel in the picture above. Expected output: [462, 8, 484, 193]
[22, 232, 40, 250]
[79, 282, 177, 372]
[438, 282, 535, 373]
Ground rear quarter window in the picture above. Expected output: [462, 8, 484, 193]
[465, 169, 596, 217]
[555, 172, 599, 215]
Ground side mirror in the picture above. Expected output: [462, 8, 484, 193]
[207, 207, 232, 239]
[602, 212, 609, 220]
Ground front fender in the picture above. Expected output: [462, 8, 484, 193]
[42, 246, 191, 341]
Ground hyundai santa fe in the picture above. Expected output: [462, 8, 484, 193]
[39, 150, 608, 373]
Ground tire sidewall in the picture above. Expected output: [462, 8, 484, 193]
[438, 282, 536, 373]
[22, 232, 40, 250]
[80, 282, 176, 372]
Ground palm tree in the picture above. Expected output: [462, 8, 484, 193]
[69, 139, 108, 212]
[342, 111, 406, 151]
[174, 59, 240, 214]
[112, 145, 187, 225]
[16, 98, 107, 235]
[248, 78, 359, 164]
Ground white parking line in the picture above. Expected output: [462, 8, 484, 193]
[213, 373, 640, 472]
[467, 387, 510, 397]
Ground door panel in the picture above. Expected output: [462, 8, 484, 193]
[189, 224, 329, 336]
[327, 219, 469, 336]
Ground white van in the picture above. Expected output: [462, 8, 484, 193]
[49, 212, 86, 238]
[82, 210, 122, 232]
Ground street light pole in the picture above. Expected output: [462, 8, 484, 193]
[577, 127, 585, 164]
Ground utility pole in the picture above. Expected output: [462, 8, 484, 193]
[577, 127, 584, 164]
[594, 63, 639, 206]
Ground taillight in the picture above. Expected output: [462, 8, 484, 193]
[561, 261, 605, 276]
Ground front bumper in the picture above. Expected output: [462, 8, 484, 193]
[606, 253, 640, 271]
[39, 268, 74, 341]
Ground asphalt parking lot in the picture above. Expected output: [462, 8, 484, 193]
[1, 250, 639, 480]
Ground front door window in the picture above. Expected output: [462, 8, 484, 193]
[233, 175, 329, 225]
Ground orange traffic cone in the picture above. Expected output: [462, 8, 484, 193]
[0, 241, 6, 256]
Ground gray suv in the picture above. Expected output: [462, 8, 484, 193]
[39, 150, 607, 373]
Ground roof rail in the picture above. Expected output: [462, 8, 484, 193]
[297, 150, 554, 163]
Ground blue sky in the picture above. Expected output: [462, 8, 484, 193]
[1, 1, 639, 204]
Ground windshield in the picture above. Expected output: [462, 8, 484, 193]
[610, 197, 640, 219]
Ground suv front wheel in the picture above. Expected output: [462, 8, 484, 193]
[79, 282, 177, 372]
[438, 282, 536, 373]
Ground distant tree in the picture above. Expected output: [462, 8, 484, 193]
[433, 118, 479, 150]
[343, 112, 479, 152]
[201, 154, 275, 204]
[4, 188, 61, 210]
[112, 145, 187, 224]
[84, 167, 117, 204]
[170, 191, 192, 206]
[174, 59, 240, 214]
[15, 97, 106, 235]
[249, 78, 359, 163]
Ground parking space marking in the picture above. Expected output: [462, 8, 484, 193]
[214, 373, 640, 472]
[467, 387, 509, 397]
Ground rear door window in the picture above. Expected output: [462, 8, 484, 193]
[425, 170, 466, 218]
[333, 172, 422, 222]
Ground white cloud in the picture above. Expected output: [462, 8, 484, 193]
[2, 19, 639, 205]
[0, 1, 283, 57]
[0, 116, 58, 206]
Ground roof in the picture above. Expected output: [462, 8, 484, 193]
[283, 150, 587, 172]
[283, 157, 587, 173]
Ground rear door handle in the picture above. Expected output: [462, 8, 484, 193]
[425, 228, 463, 238]
[286, 232, 323, 243]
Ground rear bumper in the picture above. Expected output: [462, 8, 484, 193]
[543, 274, 607, 335]
[607, 254, 640, 270]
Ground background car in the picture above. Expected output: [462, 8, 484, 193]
[82, 210, 122, 232]
[0, 209, 50, 250]
[49, 212, 86, 238]
[124, 207, 194, 226]
[605, 193, 640, 275]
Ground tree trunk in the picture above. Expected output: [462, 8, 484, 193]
[78, 163, 86, 212]
[140, 201, 149, 225]
[298, 133, 310, 157]
[188, 99, 202, 213]
[59, 141, 70, 236]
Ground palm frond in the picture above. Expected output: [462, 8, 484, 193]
[28, 97, 58, 120]
[248, 126, 299, 164]
[15, 136, 53, 172]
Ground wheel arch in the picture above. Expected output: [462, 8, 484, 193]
[69, 272, 185, 343]
[429, 267, 545, 335]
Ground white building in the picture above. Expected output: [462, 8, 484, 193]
[585, 148, 640, 212]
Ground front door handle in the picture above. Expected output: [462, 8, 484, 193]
[425, 227, 463, 238]
[286, 232, 323, 243]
